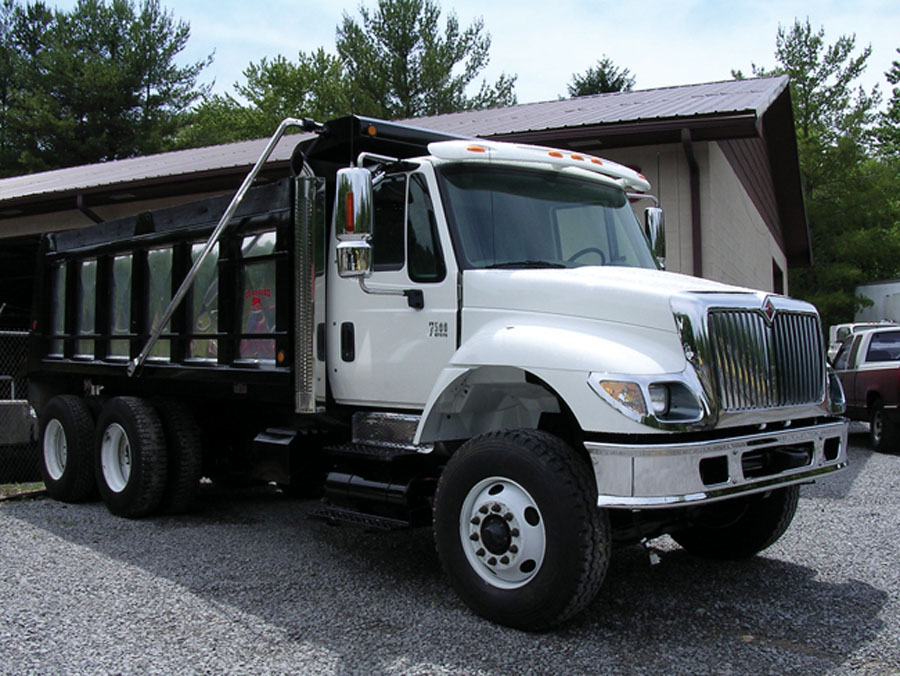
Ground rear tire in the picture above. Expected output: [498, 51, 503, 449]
[433, 429, 609, 631]
[671, 486, 799, 560]
[869, 400, 900, 453]
[39, 395, 96, 502]
[153, 398, 203, 514]
[94, 397, 168, 518]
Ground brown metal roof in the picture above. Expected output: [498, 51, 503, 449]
[0, 76, 788, 209]
[408, 76, 788, 138]
[0, 75, 808, 265]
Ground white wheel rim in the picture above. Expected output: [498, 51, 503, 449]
[459, 476, 546, 590]
[101, 423, 132, 493]
[43, 418, 67, 481]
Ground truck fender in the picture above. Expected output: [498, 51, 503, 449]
[414, 320, 684, 444]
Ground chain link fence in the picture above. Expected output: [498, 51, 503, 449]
[0, 331, 40, 483]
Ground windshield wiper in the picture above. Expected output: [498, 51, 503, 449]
[485, 260, 567, 269]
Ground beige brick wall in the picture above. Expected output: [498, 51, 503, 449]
[601, 141, 788, 293]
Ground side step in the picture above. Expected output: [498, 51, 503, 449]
[309, 504, 411, 530]
[326, 442, 420, 462]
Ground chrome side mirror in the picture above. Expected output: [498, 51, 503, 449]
[337, 239, 373, 278]
[335, 166, 374, 240]
[334, 166, 374, 277]
[644, 206, 666, 269]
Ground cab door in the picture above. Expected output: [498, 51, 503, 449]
[326, 168, 458, 408]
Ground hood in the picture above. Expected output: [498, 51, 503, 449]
[463, 267, 756, 333]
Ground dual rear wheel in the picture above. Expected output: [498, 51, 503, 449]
[39, 394, 202, 518]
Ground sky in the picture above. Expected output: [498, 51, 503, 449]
[53, 0, 900, 106]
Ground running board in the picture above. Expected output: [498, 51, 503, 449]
[309, 504, 410, 530]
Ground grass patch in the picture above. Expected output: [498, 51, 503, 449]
[0, 482, 45, 500]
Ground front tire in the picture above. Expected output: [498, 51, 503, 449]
[39, 395, 96, 502]
[433, 430, 609, 630]
[671, 486, 799, 560]
[95, 397, 168, 518]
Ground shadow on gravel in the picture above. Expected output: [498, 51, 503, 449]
[5, 473, 889, 676]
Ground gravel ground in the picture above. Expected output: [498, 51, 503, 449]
[1, 429, 898, 676]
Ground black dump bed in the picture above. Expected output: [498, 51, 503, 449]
[28, 178, 303, 405]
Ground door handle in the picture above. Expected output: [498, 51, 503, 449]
[341, 322, 355, 362]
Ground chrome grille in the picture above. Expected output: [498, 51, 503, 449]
[708, 310, 825, 411]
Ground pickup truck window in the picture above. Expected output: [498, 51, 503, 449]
[834, 334, 861, 370]
[866, 330, 900, 362]
[437, 164, 656, 270]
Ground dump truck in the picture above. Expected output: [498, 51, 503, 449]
[28, 115, 849, 630]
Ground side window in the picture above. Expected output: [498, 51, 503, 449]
[49, 262, 66, 357]
[372, 174, 406, 271]
[187, 242, 219, 361]
[238, 231, 276, 363]
[407, 174, 445, 283]
[75, 259, 97, 358]
[866, 331, 900, 362]
[109, 254, 132, 359]
[834, 336, 859, 370]
[147, 246, 173, 360]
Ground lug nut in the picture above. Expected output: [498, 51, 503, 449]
[479, 505, 488, 514]
[504, 512, 513, 521]
[511, 528, 519, 537]
[509, 545, 518, 554]
[476, 548, 485, 557]
[487, 557, 497, 566]
[471, 516, 480, 525]
[500, 556, 510, 565]
[469, 533, 479, 541]
[491, 504, 501, 512]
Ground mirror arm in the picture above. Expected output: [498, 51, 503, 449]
[357, 278, 424, 310]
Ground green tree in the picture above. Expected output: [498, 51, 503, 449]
[567, 55, 635, 97]
[336, 0, 516, 118]
[183, 0, 516, 144]
[3, 0, 210, 175]
[178, 49, 351, 147]
[736, 19, 898, 328]
[875, 48, 900, 158]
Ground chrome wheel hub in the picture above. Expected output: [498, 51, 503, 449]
[460, 477, 546, 589]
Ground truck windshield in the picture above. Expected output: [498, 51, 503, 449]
[436, 164, 657, 270]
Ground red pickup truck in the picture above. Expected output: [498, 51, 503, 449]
[833, 327, 900, 452]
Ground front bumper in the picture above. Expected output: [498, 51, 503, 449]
[585, 418, 848, 509]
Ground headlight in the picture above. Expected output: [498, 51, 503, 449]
[589, 374, 703, 426]
[648, 384, 670, 416]
[596, 380, 647, 416]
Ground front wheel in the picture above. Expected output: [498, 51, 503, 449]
[671, 486, 799, 560]
[433, 430, 609, 630]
